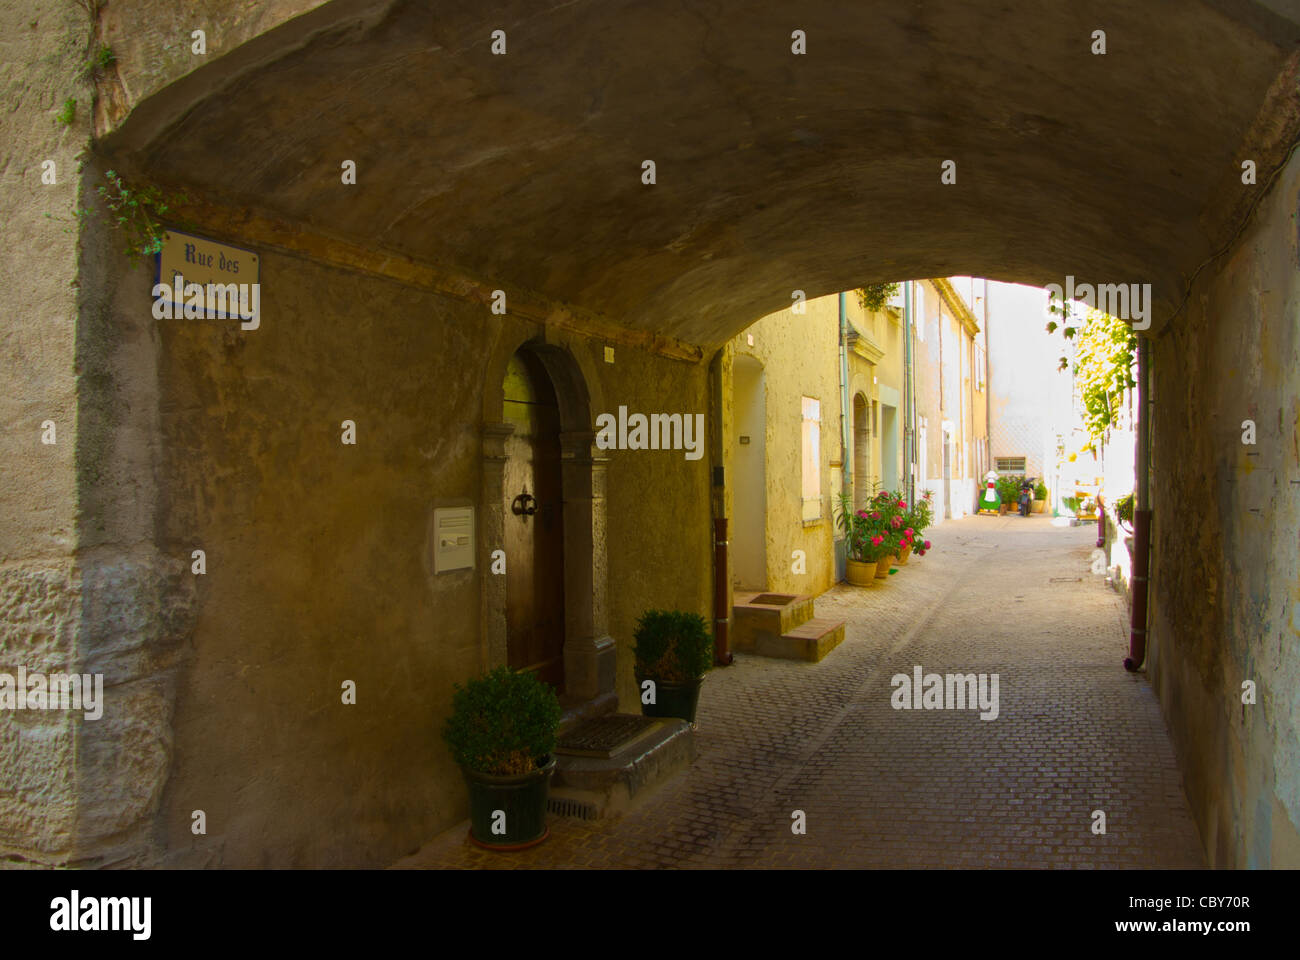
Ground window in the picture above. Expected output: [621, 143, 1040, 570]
[995, 456, 1026, 472]
[801, 397, 821, 521]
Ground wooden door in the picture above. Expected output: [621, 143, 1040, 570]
[502, 350, 567, 692]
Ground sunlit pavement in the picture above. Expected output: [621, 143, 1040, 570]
[396, 516, 1203, 869]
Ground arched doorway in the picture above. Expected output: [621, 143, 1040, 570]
[502, 348, 567, 691]
[481, 336, 615, 712]
[853, 391, 870, 508]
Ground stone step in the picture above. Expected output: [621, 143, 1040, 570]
[549, 714, 695, 820]
[732, 591, 815, 654]
[777, 617, 846, 662]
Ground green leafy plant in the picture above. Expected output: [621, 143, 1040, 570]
[1114, 491, 1135, 530]
[442, 666, 560, 777]
[996, 475, 1024, 504]
[1034, 480, 1048, 501]
[81, 43, 115, 80]
[1046, 298, 1137, 446]
[837, 489, 916, 562]
[55, 98, 76, 127]
[836, 492, 883, 562]
[856, 282, 901, 313]
[88, 169, 188, 266]
[902, 489, 934, 555]
[633, 610, 713, 683]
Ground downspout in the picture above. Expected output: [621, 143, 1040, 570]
[983, 282, 991, 484]
[903, 281, 914, 506]
[839, 291, 851, 494]
[1125, 335, 1151, 672]
[708, 347, 733, 666]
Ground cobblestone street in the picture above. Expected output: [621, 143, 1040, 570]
[397, 516, 1205, 869]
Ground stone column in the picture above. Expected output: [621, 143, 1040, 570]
[480, 422, 514, 672]
[558, 430, 615, 702]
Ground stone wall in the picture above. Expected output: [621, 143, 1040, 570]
[0, 0, 95, 868]
[1148, 147, 1300, 868]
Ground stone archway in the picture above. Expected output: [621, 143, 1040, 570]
[481, 335, 615, 712]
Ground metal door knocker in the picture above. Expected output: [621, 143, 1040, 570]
[511, 491, 538, 518]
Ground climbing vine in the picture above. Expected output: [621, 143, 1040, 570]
[47, 170, 190, 267]
[1046, 296, 1137, 446]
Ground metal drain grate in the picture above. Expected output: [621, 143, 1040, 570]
[548, 796, 598, 820]
[556, 714, 656, 757]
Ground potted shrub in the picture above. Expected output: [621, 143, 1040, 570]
[1032, 480, 1048, 513]
[442, 665, 561, 850]
[863, 490, 905, 577]
[996, 475, 1022, 514]
[633, 610, 713, 724]
[835, 493, 879, 586]
[1114, 491, 1135, 532]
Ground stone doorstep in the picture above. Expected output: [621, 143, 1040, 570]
[731, 591, 816, 652]
[757, 617, 846, 663]
[550, 715, 695, 820]
[557, 690, 619, 736]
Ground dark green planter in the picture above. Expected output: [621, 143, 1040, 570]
[636, 674, 705, 723]
[462, 756, 555, 849]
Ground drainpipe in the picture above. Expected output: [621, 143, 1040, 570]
[903, 281, 915, 506]
[839, 291, 851, 494]
[708, 348, 733, 666]
[1125, 336, 1151, 672]
[983, 281, 991, 486]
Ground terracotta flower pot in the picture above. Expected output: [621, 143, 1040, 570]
[1032, 500, 1046, 513]
[874, 557, 891, 579]
[846, 559, 877, 587]
[894, 543, 912, 564]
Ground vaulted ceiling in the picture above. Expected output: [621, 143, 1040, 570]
[105, 0, 1300, 346]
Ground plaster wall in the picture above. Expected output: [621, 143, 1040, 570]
[988, 282, 1070, 485]
[71, 202, 710, 867]
[846, 296, 907, 501]
[916, 281, 979, 519]
[1148, 147, 1300, 868]
[726, 297, 842, 597]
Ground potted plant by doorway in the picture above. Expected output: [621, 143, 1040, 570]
[835, 492, 877, 586]
[442, 665, 561, 850]
[633, 610, 713, 724]
[1032, 480, 1048, 513]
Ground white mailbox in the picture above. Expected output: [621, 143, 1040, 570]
[434, 506, 474, 573]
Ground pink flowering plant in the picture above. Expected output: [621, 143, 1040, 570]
[903, 490, 935, 556]
[835, 493, 895, 563]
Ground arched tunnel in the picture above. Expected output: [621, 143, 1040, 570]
[3, 0, 1299, 872]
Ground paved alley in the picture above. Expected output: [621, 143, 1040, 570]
[396, 516, 1205, 869]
